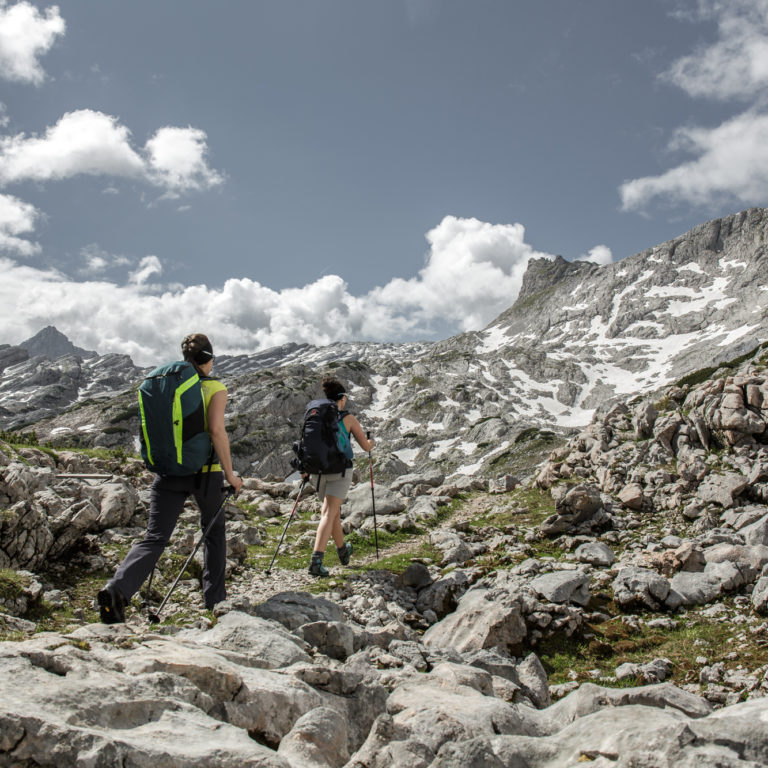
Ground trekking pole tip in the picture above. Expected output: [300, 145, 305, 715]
[148, 612, 160, 624]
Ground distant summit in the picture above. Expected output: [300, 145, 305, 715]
[20, 326, 96, 361]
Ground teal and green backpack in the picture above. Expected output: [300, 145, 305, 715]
[137, 361, 212, 475]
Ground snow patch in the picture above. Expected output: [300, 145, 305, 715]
[392, 447, 419, 465]
[480, 325, 509, 353]
[366, 374, 392, 419]
[399, 417, 420, 434]
[715, 324, 761, 347]
[429, 439, 455, 459]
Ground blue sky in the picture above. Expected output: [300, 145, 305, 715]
[0, 0, 766, 364]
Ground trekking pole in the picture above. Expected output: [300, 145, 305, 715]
[147, 486, 234, 624]
[367, 432, 379, 560]
[266, 477, 308, 574]
[142, 567, 155, 608]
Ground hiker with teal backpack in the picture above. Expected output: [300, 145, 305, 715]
[98, 333, 242, 623]
[294, 376, 374, 577]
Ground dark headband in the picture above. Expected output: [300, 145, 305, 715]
[194, 347, 214, 364]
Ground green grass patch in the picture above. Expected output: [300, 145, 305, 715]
[675, 367, 718, 391]
[0, 566, 107, 639]
[486, 434, 564, 478]
[0, 569, 27, 601]
[537, 604, 768, 688]
[473, 486, 556, 530]
[0, 429, 40, 447]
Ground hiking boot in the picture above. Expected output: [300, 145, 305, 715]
[337, 542, 353, 566]
[308, 551, 329, 577]
[97, 583, 126, 624]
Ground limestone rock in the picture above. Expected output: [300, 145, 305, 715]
[696, 472, 748, 508]
[184, 611, 311, 669]
[612, 566, 670, 610]
[618, 482, 645, 510]
[574, 541, 615, 567]
[422, 586, 527, 655]
[277, 706, 349, 768]
[253, 592, 345, 632]
[530, 570, 590, 606]
[299, 621, 355, 661]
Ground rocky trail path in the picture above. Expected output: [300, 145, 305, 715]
[229, 493, 495, 609]
[354, 492, 492, 565]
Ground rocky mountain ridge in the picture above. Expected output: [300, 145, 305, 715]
[2, 208, 767, 482]
[19, 325, 97, 361]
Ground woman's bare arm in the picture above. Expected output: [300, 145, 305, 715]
[344, 414, 374, 452]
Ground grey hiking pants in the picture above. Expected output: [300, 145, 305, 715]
[109, 472, 227, 609]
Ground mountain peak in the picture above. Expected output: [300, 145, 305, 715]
[20, 326, 96, 360]
[516, 255, 595, 304]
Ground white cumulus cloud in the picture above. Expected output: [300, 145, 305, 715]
[0, 1, 65, 85]
[578, 245, 613, 265]
[145, 127, 224, 192]
[129, 254, 162, 285]
[620, 111, 768, 210]
[0, 192, 40, 255]
[0, 110, 145, 184]
[0, 109, 223, 195]
[663, 0, 768, 102]
[78, 243, 131, 276]
[365, 216, 553, 336]
[0, 216, 560, 365]
[621, 0, 768, 212]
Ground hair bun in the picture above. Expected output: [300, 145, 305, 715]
[181, 333, 213, 364]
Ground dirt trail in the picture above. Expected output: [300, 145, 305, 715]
[234, 493, 499, 606]
[354, 492, 496, 565]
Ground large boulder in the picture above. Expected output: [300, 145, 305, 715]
[343, 484, 406, 523]
[612, 566, 671, 611]
[530, 570, 590, 606]
[422, 586, 527, 655]
[0, 462, 53, 504]
[253, 592, 345, 632]
[752, 565, 768, 613]
[429, 529, 474, 567]
[696, 472, 749, 508]
[299, 621, 355, 661]
[277, 706, 349, 768]
[184, 611, 311, 669]
[390, 470, 445, 492]
[0, 500, 54, 570]
[416, 571, 470, 619]
[574, 541, 615, 567]
[618, 482, 645, 510]
[668, 571, 722, 606]
[704, 543, 768, 581]
[540, 484, 606, 535]
[94, 482, 140, 529]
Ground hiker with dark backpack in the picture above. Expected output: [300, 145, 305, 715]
[97, 333, 242, 623]
[293, 376, 374, 577]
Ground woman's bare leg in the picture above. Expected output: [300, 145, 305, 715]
[313, 495, 343, 552]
